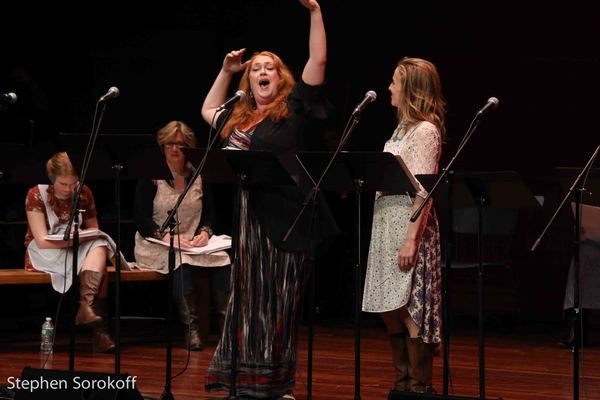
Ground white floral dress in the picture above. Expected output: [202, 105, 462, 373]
[362, 121, 443, 344]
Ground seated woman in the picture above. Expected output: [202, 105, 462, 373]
[134, 120, 230, 351]
[24, 151, 118, 353]
[560, 237, 600, 347]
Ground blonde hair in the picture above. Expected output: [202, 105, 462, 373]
[394, 57, 446, 136]
[156, 120, 197, 149]
[220, 51, 296, 139]
[46, 152, 76, 181]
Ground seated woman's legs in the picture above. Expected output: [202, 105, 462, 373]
[75, 246, 108, 326]
[211, 265, 230, 334]
[76, 245, 115, 353]
[173, 264, 205, 351]
[93, 263, 115, 353]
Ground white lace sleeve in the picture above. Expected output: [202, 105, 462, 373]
[400, 122, 441, 198]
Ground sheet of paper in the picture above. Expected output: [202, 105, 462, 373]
[45, 229, 101, 241]
[145, 234, 232, 255]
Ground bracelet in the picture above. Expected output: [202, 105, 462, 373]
[199, 226, 213, 238]
[153, 228, 164, 240]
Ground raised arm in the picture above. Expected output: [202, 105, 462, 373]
[201, 48, 249, 128]
[300, 0, 326, 86]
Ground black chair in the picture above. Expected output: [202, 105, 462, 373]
[447, 207, 521, 322]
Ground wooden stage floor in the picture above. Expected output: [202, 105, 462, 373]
[0, 319, 598, 399]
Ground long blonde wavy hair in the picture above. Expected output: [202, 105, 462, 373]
[220, 51, 296, 139]
[394, 57, 446, 137]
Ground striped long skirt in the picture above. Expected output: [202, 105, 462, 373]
[205, 191, 309, 398]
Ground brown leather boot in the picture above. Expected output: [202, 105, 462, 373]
[407, 337, 435, 393]
[75, 270, 103, 326]
[174, 293, 204, 351]
[389, 333, 409, 392]
[92, 299, 115, 353]
[93, 325, 116, 353]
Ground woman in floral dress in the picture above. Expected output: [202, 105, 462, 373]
[362, 57, 446, 394]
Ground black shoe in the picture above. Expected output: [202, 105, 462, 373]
[558, 335, 574, 349]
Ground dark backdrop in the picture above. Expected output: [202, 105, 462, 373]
[2, 0, 599, 323]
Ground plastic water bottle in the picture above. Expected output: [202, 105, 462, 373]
[40, 317, 54, 354]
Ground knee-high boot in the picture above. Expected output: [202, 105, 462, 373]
[93, 299, 116, 353]
[407, 337, 435, 393]
[211, 265, 230, 335]
[389, 332, 409, 392]
[90, 272, 115, 353]
[75, 270, 103, 326]
[173, 265, 204, 351]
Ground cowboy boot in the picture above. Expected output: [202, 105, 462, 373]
[173, 265, 207, 351]
[211, 266, 230, 335]
[174, 293, 204, 351]
[92, 299, 115, 353]
[389, 333, 410, 392]
[75, 270, 103, 326]
[407, 337, 435, 393]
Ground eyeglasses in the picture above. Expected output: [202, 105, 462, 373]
[163, 143, 188, 149]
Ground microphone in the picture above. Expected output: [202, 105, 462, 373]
[352, 90, 377, 115]
[0, 92, 17, 105]
[217, 90, 246, 111]
[99, 86, 120, 102]
[476, 96, 499, 117]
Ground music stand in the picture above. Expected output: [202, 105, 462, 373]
[297, 150, 419, 400]
[59, 133, 171, 377]
[555, 167, 600, 207]
[404, 170, 539, 400]
[0, 143, 48, 298]
[0, 144, 49, 184]
[181, 148, 237, 185]
[186, 149, 296, 398]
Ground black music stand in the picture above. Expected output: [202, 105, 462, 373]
[0, 142, 48, 309]
[59, 133, 171, 377]
[402, 170, 539, 400]
[185, 149, 297, 398]
[0, 144, 47, 286]
[297, 150, 419, 400]
[229, 149, 298, 398]
[555, 167, 600, 207]
[181, 148, 238, 185]
[0, 144, 49, 184]
[552, 163, 600, 400]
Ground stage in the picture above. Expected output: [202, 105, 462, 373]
[0, 318, 598, 400]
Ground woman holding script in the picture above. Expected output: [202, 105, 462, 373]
[134, 120, 230, 351]
[25, 151, 118, 352]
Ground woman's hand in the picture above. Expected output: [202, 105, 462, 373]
[223, 48, 249, 74]
[299, 0, 319, 11]
[190, 231, 209, 248]
[397, 238, 418, 272]
[161, 233, 194, 248]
